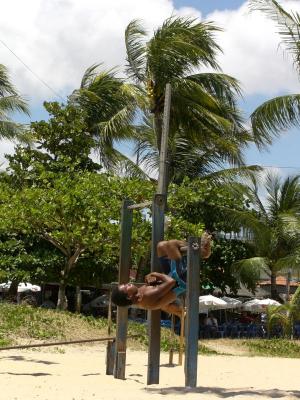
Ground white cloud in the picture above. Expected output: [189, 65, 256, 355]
[0, 0, 199, 106]
[2, 0, 300, 164]
[1, 0, 299, 106]
[0, 140, 15, 169]
[207, 1, 300, 96]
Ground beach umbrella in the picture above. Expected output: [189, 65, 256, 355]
[0, 282, 41, 293]
[221, 296, 242, 309]
[242, 298, 280, 312]
[241, 299, 261, 311]
[257, 298, 281, 307]
[17, 283, 41, 293]
[199, 295, 227, 311]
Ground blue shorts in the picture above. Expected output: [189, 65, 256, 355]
[158, 256, 187, 296]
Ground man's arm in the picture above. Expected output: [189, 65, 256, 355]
[141, 272, 176, 306]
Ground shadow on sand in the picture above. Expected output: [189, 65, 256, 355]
[0, 355, 58, 365]
[0, 372, 51, 377]
[145, 386, 300, 398]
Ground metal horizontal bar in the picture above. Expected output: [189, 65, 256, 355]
[127, 201, 152, 210]
[0, 335, 139, 351]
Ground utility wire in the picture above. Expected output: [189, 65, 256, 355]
[247, 164, 300, 169]
[0, 38, 65, 101]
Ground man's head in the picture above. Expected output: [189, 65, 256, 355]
[111, 283, 138, 307]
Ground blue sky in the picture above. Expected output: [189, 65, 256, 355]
[174, 0, 245, 15]
[1, 0, 300, 178]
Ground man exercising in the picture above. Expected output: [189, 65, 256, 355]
[111, 232, 212, 317]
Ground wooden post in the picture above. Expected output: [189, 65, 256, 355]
[185, 237, 201, 388]
[178, 303, 185, 366]
[106, 339, 116, 375]
[169, 314, 175, 365]
[114, 199, 133, 380]
[147, 194, 166, 385]
[106, 287, 114, 375]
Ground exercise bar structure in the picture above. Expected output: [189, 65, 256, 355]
[109, 196, 201, 387]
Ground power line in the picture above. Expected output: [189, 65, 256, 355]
[0, 38, 65, 101]
[247, 164, 300, 169]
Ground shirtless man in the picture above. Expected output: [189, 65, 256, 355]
[111, 232, 212, 317]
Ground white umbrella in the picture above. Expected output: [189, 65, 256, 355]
[221, 296, 242, 309]
[17, 283, 41, 293]
[242, 298, 280, 312]
[242, 299, 261, 311]
[0, 282, 41, 293]
[258, 298, 281, 307]
[199, 295, 227, 311]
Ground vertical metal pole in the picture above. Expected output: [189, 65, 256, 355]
[157, 83, 171, 195]
[114, 199, 133, 380]
[147, 83, 171, 385]
[185, 237, 201, 388]
[147, 194, 166, 385]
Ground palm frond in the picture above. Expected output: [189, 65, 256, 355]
[125, 20, 147, 83]
[205, 165, 262, 185]
[112, 148, 151, 180]
[232, 257, 267, 288]
[0, 95, 29, 115]
[187, 72, 242, 107]
[147, 16, 222, 87]
[249, 0, 300, 72]
[274, 253, 300, 272]
[251, 94, 300, 147]
[96, 105, 136, 142]
[79, 64, 103, 89]
[0, 121, 29, 141]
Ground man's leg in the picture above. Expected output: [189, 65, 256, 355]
[157, 240, 186, 260]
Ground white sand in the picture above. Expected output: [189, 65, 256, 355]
[0, 345, 299, 400]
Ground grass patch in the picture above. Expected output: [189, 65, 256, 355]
[0, 302, 108, 345]
[242, 339, 300, 358]
[0, 303, 215, 354]
[127, 320, 216, 354]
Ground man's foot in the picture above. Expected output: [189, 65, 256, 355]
[201, 231, 212, 259]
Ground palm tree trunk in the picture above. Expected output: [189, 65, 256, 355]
[270, 271, 278, 300]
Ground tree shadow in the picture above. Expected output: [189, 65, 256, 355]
[145, 386, 300, 398]
[1, 355, 58, 365]
[0, 372, 51, 377]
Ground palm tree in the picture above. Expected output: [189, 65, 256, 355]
[125, 17, 256, 183]
[0, 64, 29, 140]
[69, 64, 147, 178]
[231, 172, 300, 299]
[249, 0, 300, 145]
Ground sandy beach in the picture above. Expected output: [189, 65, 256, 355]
[0, 345, 299, 400]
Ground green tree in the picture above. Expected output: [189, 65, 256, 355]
[249, 0, 300, 145]
[230, 173, 300, 299]
[0, 173, 153, 309]
[0, 64, 29, 140]
[6, 102, 101, 188]
[125, 17, 256, 183]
